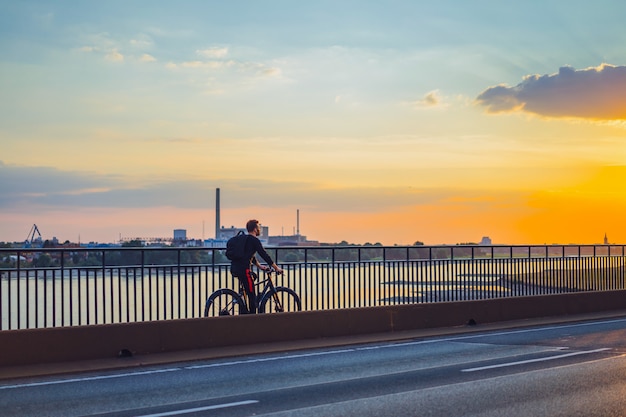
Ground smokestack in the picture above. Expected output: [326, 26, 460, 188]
[215, 188, 221, 240]
[297, 209, 300, 236]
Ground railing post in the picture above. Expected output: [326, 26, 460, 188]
[60, 249, 64, 327]
[177, 248, 182, 320]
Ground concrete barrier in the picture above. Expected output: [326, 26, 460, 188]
[2, 290, 626, 367]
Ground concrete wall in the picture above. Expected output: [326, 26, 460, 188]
[2, 290, 626, 367]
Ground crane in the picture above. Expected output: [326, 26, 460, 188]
[25, 224, 43, 247]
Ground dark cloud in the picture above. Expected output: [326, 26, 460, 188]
[0, 163, 122, 209]
[0, 162, 116, 195]
[476, 64, 626, 120]
[0, 162, 459, 214]
[0, 162, 215, 210]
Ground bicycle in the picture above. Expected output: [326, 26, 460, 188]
[203, 267, 301, 317]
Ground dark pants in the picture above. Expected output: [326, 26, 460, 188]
[234, 268, 257, 314]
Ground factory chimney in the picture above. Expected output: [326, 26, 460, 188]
[297, 209, 300, 236]
[215, 188, 221, 240]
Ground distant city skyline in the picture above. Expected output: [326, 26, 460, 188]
[14, 221, 615, 248]
[2, 1, 626, 245]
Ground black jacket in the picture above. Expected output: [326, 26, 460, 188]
[230, 234, 274, 275]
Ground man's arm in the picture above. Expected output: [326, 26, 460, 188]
[252, 238, 283, 274]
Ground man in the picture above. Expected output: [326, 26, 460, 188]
[230, 219, 283, 313]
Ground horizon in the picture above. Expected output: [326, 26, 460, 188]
[2, 1, 626, 246]
[9, 223, 616, 248]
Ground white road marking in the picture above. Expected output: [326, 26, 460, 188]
[134, 400, 258, 417]
[184, 349, 355, 369]
[461, 348, 611, 372]
[0, 368, 179, 390]
[382, 317, 626, 348]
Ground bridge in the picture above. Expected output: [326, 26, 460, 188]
[1, 244, 625, 376]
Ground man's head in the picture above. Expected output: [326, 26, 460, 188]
[246, 219, 261, 235]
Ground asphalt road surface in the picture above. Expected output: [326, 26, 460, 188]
[3, 316, 626, 416]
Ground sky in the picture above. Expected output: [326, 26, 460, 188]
[1, 0, 626, 246]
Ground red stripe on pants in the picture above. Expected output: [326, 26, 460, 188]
[245, 269, 254, 292]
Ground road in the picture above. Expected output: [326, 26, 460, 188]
[2, 316, 626, 416]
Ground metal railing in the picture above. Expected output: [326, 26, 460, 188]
[1, 244, 625, 330]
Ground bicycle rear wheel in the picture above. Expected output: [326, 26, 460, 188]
[259, 287, 301, 313]
[204, 289, 247, 317]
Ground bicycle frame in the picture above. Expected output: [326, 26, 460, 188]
[239, 269, 285, 313]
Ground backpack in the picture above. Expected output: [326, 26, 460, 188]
[225, 231, 249, 261]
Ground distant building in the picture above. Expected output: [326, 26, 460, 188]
[211, 225, 269, 246]
[604, 233, 609, 245]
[216, 225, 248, 240]
[208, 225, 318, 247]
[479, 236, 492, 245]
[267, 234, 319, 246]
[173, 229, 187, 241]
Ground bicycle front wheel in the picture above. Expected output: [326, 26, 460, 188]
[259, 287, 301, 313]
[204, 289, 247, 317]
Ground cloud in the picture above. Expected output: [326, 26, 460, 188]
[175, 59, 280, 80]
[139, 53, 156, 62]
[0, 162, 467, 214]
[129, 35, 154, 49]
[75, 30, 160, 64]
[196, 47, 229, 59]
[411, 90, 445, 108]
[0, 163, 121, 210]
[260, 67, 282, 78]
[179, 60, 234, 69]
[476, 64, 626, 120]
[105, 49, 124, 62]
[165, 54, 285, 94]
[165, 44, 282, 80]
[422, 92, 439, 106]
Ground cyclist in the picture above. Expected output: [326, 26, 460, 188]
[230, 219, 283, 314]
